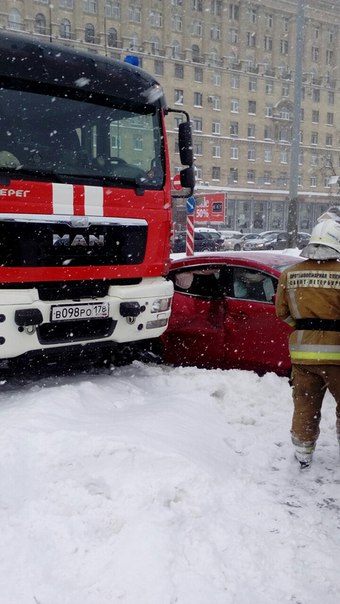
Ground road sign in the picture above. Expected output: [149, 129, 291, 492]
[173, 174, 182, 190]
[186, 196, 196, 215]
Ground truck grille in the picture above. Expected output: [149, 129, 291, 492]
[0, 221, 147, 267]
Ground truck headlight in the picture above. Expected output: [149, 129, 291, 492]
[151, 298, 171, 313]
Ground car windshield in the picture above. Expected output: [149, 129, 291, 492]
[0, 87, 164, 189]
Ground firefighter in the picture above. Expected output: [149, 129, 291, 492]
[275, 219, 340, 468]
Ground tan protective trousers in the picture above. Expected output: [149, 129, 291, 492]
[290, 364, 340, 447]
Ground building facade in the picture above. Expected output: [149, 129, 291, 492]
[1, 0, 340, 231]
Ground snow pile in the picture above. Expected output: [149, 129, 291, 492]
[0, 363, 339, 604]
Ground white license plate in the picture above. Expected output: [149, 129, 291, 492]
[51, 302, 110, 322]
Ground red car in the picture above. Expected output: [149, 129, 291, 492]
[160, 251, 301, 376]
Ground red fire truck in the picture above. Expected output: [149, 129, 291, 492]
[0, 32, 194, 372]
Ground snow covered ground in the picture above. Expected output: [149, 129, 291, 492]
[0, 361, 339, 604]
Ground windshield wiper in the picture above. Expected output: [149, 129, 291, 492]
[0, 166, 64, 183]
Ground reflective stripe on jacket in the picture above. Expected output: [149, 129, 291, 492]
[275, 258, 340, 365]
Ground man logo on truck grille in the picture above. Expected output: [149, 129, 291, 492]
[53, 234, 105, 247]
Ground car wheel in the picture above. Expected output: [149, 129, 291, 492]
[234, 244, 241, 250]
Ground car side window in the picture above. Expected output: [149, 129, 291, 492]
[172, 268, 223, 298]
[232, 268, 276, 302]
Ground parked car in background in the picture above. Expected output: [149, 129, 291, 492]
[172, 229, 222, 253]
[232, 233, 264, 250]
[195, 227, 224, 250]
[244, 231, 310, 251]
[219, 230, 243, 250]
[243, 232, 279, 250]
[159, 251, 301, 376]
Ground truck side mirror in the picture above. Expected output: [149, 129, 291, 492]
[178, 121, 194, 166]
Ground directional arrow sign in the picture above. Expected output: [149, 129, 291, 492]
[186, 196, 196, 215]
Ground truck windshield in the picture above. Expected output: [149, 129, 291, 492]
[0, 87, 165, 189]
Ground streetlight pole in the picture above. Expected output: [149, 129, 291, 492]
[49, 2, 53, 43]
[287, 0, 305, 247]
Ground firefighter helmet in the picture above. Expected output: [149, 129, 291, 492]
[300, 219, 340, 259]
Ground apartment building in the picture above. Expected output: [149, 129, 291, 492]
[1, 0, 340, 231]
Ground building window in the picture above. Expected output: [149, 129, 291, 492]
[230, 145, 239, 160]
[212, 121, 221, 135]
[248, 146, 256, 161]
[248, 100, 256, 114]
[231, 74, 240, 89]
[193, 117, 203, 132]
[280, 40, 289, 55]
[265, 104, 273, 117]
[60, 18, 72, 39]
[105, 1, 120, 19]
[154, 60, 164, 75]
[129, 6, 141, 23]
[8, 8, 23, 30]
[229, 4, 239, 20]
[279, 127, 290, 142]
[249, 8, 257, 23]
[248, 77, 257, 92]
[280, 148, 288, 163]
[312, 110, 319, 123]
[265, 14, 273, 27]
[194, 66, 203, 82]
[194, 92, 203, 106]
[311, 46, 319, 62]
[107, 27, 118, 47]
[193, 142, 203, 156]
[248, 123, 256, 138]
[211, 0, 222, 16]
[230, 121, 239, 136]
[327, 112, 334, 126]
[328, 91, 335, 105]
[212, 96, 221, 110]
[310, 176, 317, 187]
[192, 20, 203, 36]
[172, 14, 182, 32]
[34, 13, 47, 35]
[282, 17, 289, 32]
[247, 170, 255, 182]
[231, 98, 239, 113]
[264, 148, 272, 162]
[230, 168, 238, 182]
[264, 125, 272, 139]
[174, 89, 184, 104]
[212, 166, 220, 179]
[265, 80, 274, 95]
[192, 0, 203, 11]
[84, 23, 95, 43]
[326, 134, 333, 146]
[60, 0, 74, 7]
[282, 84, 289, 97]
[326, 50, 334, 65]
[311, 132, 318, 145]
[312, 88, 320, 102]
[264, 171, 271, 184]
[212, 145, 221, 158]
[264, 36, 272, 51]
[211, 25, 221, 40]
[133, 136, 143, 151]
[175, 64, 184, 79]
[150, 10, 162, 27]
[247, 32, 256, 47]
[84, 0, 97, 13]
[212, 72, 221, 86]
[230, 29, 238, 44]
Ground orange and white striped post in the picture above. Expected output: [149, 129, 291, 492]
[185, 196, 196, 256]
[186, 214, 195, 255]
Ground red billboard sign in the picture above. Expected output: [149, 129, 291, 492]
[194, 193, 226, 223]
